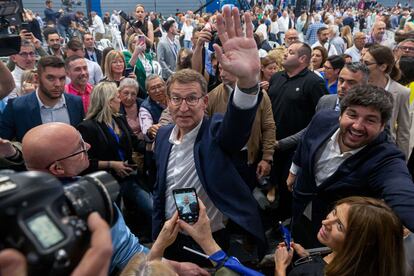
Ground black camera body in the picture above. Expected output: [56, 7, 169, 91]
[0, 171, 119, 275]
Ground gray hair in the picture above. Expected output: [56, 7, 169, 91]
[145, 74, 164, 91]
[343, 62, 370, 84]
[119, 77, 139, 92]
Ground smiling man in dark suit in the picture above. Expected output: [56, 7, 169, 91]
[288, 85, 414, 248]
[0, 56, 84, 142]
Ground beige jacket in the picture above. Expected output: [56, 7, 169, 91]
[206, 84, 276, 164]
[387, 78, 411, 159]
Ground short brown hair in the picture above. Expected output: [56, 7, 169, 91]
[64, 55, 84, 70]
[37, 55, 64, 76]
[166, 69, 207, 96]
[66, 38, 84, 52]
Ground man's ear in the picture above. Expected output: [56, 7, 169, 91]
[48, 162, 66, 177]
[10, 54, 18, 63]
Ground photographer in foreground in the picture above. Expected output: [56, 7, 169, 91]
[0, 212, 112, 276]
[15, 122, 207, 275]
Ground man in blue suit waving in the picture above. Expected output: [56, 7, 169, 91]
[0, 56, 84, 142]
[153, 6, 265, 264]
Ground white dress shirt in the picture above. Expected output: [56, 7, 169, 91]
[344, 45, 361, 62]
[164, 85, 258, 233]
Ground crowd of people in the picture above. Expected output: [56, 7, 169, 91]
[1, 0, 414, 275]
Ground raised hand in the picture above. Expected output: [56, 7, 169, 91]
[213, 6, 260, 88]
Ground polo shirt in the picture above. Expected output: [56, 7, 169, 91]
[268, 68, 328, 139]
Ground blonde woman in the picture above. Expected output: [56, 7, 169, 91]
[340, 25, 353, 49]
[77, 82, 152, 231]
[102, 50, 135, 86]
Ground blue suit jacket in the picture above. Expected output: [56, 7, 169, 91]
[292, 110, 414, 240]
[0, 92, 84, 141]
[153, 92, 265, 245]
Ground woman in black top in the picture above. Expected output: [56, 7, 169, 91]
[274, 197, 405, 276]
[77, 82, 152, 230]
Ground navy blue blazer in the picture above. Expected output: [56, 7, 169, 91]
[0, 92, 84, 141]
[292, 110, 414, 239]
[153, 92, 265, 245]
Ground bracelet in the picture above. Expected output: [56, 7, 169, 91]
[108, 161, 111, 169]
[238, 83, 259, 95]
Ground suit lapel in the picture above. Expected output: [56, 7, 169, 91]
[309, 120, 339, 178]
[28, 93, 42, 126]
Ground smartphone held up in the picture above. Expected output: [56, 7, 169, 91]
[173, 188, 199, 224]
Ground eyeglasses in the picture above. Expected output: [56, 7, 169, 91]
[323, 65, 333, 70]
[18, 52, 36, 58]
[169, 95, 204, 106]
[46, 135, 88, 168]
[362, 60, 377, 66]
[148, 84, 165, 92]
[398, 46, 414, 53]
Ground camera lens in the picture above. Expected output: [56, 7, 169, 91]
[63, 172, 119, 226]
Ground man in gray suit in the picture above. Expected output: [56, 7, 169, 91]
[316, 62, 370, 112]
[157, 19, 180, 80]
[277, 62, 370, 151]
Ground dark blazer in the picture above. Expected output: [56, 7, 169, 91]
[315, 94, 338, 112]
[84, 47, 103, 65]
[77, 115, 142, 175]
[292, 110, 414, 244]
[0, 92, 84, 142]
[153, 92, 266, 245]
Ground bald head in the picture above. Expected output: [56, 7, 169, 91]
[22, 123, 88, 176]
[285, 29, 299, 47]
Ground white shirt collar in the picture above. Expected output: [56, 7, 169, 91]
[168, 119, 203, 146]
[384, 75, 392, 91]
[35, 90, 66, 109]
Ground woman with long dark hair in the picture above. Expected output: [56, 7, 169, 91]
[275, 196, 405, 276]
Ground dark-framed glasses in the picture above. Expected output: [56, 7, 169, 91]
[46, 135, 88, 168]
[18, 52, 36, 58]
[169, 95, 204, 106]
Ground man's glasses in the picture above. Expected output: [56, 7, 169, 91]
[18, 52, 36, 58]
[148, 84, 165, 92]
[398, 46, 414, 53]
[46, 135, 88, 168]
[362, 60, 377, 66]
[169, 95, 204, 106]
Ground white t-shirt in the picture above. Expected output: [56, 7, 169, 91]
[181, 23, 194, 41]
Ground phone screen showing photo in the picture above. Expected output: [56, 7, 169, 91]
[173, 188, 199, 223]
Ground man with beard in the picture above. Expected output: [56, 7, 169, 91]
[65, 55, 93, 113]
[0, 56, 84, 142]
[43, 27, 64, 58]
[288, 85, 414, 248]
[367, 20, 390, 46]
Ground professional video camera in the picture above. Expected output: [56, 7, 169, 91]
[0, 0, 24, 56]
[0, 171, 119, 275]
[118, 10, 143, 29]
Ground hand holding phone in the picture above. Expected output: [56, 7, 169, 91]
[173, 188, 199, 224]
[124, 67, 134, 77]
[279, 221, 291, 251]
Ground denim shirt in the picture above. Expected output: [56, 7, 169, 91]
[110, 204, 149, 274]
